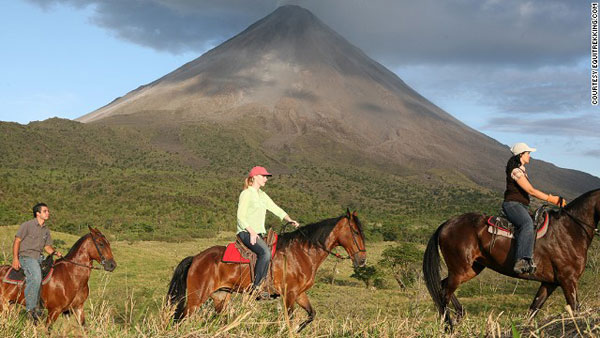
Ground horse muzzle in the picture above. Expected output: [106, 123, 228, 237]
[352, 252, 367, 268]
[103, 259, 117, 272]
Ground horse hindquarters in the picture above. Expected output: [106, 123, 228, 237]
[424, 216, 487, 326]
[0, 266, 23, 309]
[169, 246, 249, 319]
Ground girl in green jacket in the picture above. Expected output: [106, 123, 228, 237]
[237, 166, 299, 298]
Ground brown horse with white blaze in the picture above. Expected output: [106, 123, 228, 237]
[0, 226, 116, 325]
[423, 189, 600, 328]
[167, 210, 366, 332]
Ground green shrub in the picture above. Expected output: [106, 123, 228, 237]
[378, 242, 423, 288]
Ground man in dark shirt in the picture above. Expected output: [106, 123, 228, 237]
[12, 203, 62, 321]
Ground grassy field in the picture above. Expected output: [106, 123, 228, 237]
[0, 226, 599, 337]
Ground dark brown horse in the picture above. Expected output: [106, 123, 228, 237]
[0, 226, 117, 325]
[167, 210, 366, 332]
[424, 189, 600, 327]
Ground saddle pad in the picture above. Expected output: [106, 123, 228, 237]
[486, 213, 549, 239]
[2, 267, 54, 286]
[222, 234, 278, 264]
[222, 243, 250, 263]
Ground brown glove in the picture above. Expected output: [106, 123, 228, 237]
[547, 194, 567, 207]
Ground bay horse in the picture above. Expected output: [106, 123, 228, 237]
[424, 189, 600, 327]
[0, 226, 117, 325]
[167, 210, 366, 332]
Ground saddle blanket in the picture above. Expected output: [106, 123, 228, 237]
[222, 234, 278, 263]
[487, 212, 549, 239]
[2, 267, 53, 286]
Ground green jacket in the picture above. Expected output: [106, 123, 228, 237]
[237, 186, 287, 234]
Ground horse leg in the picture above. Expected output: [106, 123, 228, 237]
[559, 278, 579, 313]
[71, 304, 86, 326]
[440, 267, 480, 328]
[185, 281, 214, 317]
[295, 292, 315, 333]
[67, 285, 89, 326]
[210, 291, 231, 314]
[46, 309, 62, 325]
[449, 263, 485, 323]
[283, 292, 297, 318]
[440, 277, 457, 327]
[528, 282, 557, 319]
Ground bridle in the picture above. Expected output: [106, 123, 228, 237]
[60, 232, 108, 270]
[293, 216, 366, 260]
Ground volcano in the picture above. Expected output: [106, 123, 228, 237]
[77, 5, 599, 196]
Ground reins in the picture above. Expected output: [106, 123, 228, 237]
[58, 257, 102, 270]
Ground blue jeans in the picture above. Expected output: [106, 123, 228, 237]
[238, 231, 270, 288]
[20, 256, 43, 312]
[502, 201, 534, 261]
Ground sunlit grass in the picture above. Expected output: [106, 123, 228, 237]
[0, 226, 599, 336]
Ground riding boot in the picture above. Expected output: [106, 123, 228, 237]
[27, 309, 41, 325]
[514, 258, 536, 274]
[250, 284, 271, 301]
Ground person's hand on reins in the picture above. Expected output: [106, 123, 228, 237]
[547, 194, 567, 207]
[284, 215, 300, 228]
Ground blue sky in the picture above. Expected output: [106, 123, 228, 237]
[1, 0, 599, 178]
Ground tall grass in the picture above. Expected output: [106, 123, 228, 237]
[0, 227, 599, 337]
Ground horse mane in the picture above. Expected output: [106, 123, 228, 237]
[565, 188, 600, 210]
[276, 214, 364, 251]
[354, 215, 365, 238]
[547, 188, 600, 225]
[277, 216, 343, 251]
[58, 233, 91, 261]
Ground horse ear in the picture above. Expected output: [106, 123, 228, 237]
[352, 211, 358, 217]
[88, 225, 93, 232]
[346, 208, 352, 219]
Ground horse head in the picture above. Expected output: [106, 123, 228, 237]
[333, 209, 367, 268]
[87, 226, 117, 272]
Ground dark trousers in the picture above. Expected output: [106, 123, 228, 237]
[502, 201, 534, 261]
[238, 231, 271, 288]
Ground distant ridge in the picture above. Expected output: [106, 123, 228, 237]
[77, 5, 600, 197]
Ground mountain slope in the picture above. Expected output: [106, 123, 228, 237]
[77, 5, 599, 197]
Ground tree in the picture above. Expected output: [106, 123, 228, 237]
[378, 242, 423, 289]
[351, 265, 383, 289]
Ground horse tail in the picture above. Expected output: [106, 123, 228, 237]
[423, 222, 446, 315]
[167, 256, 194, 322]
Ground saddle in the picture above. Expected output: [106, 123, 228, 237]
[487, 206, 549, 239]
[222, 230, 278, 291]
[3, 255, 55, 286]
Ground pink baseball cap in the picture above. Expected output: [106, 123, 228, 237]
[248, 166, 272, 178]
